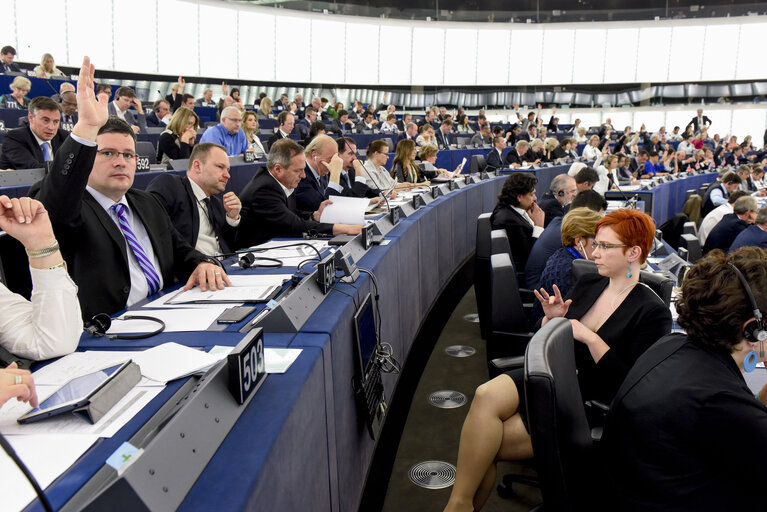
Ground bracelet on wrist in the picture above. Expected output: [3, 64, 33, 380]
[25, 241, 60, 259]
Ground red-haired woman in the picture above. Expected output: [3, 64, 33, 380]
[444, 209, 672, 512]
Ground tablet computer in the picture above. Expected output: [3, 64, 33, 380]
[17, 361, 132, 424]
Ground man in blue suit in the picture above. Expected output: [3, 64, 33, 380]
[729, 207, 767, 252]
[485, 136, 506, 171]
[704, 196, 757, 254]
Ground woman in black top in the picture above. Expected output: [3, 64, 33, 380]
[603, 247, 767, 511]
[445, 209, 671, 512]
[391, 139, 425, 183]
[157, 107, 199, 164]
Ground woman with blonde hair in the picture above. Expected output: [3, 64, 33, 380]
[257, 97, 272, 119]
[157, 107, 199, 164]
[582, 134, 601, 160]
[33, 53, 65, 78]
[418, 145, 463, 178]
[391, 139, 426, 183]
[241, 110, 267, 157]
[1, 76, 31, 109]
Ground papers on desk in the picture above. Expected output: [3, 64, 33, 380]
[320, 195, 370, 225]
[108, 307, 227, 333]
[1, 434, 99, 512]
[165, 284, 279, 304]
[131, 342, 222, 382]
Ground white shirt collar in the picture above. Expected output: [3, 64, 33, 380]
[86, 185, 127, 211]
[511, 205, 534, 226]
[269, 170, 294, 197]
[29, 129, 50, 145]
[187, 177, 208, 201]
[306, 161, 321, 181]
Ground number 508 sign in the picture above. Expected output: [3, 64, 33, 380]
[227, 327, 267, 404]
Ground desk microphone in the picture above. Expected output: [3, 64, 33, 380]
[607, 172, 631, 204]
[361, 163, 391, 212]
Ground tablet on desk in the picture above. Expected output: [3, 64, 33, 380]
[17, 361, 132, 424]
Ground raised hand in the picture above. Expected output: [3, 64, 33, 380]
[533, 284, 572, 320]
[0, 196, 56, 251]
[73, 56, 109, 141]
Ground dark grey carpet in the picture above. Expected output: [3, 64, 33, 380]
[381, 287, 542, 512]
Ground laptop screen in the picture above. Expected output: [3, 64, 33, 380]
[354, 293, 378, 376]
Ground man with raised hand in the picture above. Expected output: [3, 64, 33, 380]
[35, 57, 228, 320]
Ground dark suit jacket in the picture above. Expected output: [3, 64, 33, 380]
[266, 131, 288, 151]
[688, 115, 712, 133]
[436, 130, 451, 150]
[0, 126, 69, 170]
[295, 118, 311, 140]
[295, 166, 330, 212]
[331, 119, 353, 134]
[236, 167, 333, 247]
[34, 136, 208, 319]
[729, 224, 767, 252]
[537, 192, 565, 228]
[145, 111, 166, 128]
[1, 62, 21, 73]
[485, 148, 504, 170]
[505, 150, 524, 167]
[490, 203, 537, 271]
[146, 173, 237, 254]
[703, 213, 749, 254]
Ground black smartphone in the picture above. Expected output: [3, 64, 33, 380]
[217, 306, 257, 324]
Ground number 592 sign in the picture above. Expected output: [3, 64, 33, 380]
[227, 327, 267, 405]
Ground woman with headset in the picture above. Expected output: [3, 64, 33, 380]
[603, 246, 767, 510]
[0, 195, 82, 407]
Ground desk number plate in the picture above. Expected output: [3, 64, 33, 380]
[227, 327, 266, 404]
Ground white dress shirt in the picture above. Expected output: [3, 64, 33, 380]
[0, 266, 81, 360]
[582, 145, 600, 160]
[188, 178, 239, 256]
[511, 205, 544, 238]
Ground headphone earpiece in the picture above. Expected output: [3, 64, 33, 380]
[557, 190, 565, 197]
[727, 262, 767, 345]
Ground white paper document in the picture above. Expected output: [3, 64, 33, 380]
[107, 308, 227, 333]
[319, 195, 370, 225]
[31, 351, 162, 388]
[265, 348, 303, 373]
[131, 342, 222, 382]
[1, 434, 98, 512]
[166, 285, 279, 304]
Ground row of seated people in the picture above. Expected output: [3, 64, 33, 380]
[445, 170, 767, 511]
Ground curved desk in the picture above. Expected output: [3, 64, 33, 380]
[20, 175, 505, 512]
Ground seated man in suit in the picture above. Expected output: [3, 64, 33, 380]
[331, 110, 354, 135]
[729, 206, 767, 252]
[396, 122, 418, 144]
[490, 172, 545, 272]
[0, 96, 69, 170]
[703, 196, 757, 254]
[296, 106, 316, 140]
[725, 146, 749, 167]
[699, 190, 748, 246]
[34, 57, 227, 320]
[485, 136, 506, 171]
[180, 93, 195, 110]
[0, 45, 21, 73]
[107, 86, 148, 134]
[470, 125, 492, 147]
[396, 113, 411, 132]
[295, 134, 339, 212]
[355, 111, 377, 132]
[236, 139, 362, 247]
[436, 120, 453, 150]
[145, 99, 171, 128]
[51, 82, 75, 104]
[195, 88, 217, 108]
[200, 106, 248, 156]
[266, 111, 295, 150]
[537, 174, 577, 227]
[701, 171, 742, 219]
[147, 142, 241, 256]
[335, 137, 387, 202]
[504, 140, 529, 168]
[574, 166, 599, 192]
[59, 91, 79, 131]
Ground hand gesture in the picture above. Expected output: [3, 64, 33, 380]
[184, 262, 231, 292]
[314, 199, 332, 221]
[533, 284, 572, 320]
[132, 97, 144, 114]
[221, 81, 228, 95]
[0, 196, 56, 250]
[177, 76, 186, 91]
[529, 201, 545, 227]
[73, 56, 109, 141]
[552, 106, 557, 114]
[328, 153, 343, 182]
[513, 103, 519, 110]
[0, 363, 37, 408]
[180, 125, 196, 144]
[223, 192, 241, 220]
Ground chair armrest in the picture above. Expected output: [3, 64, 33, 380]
[519, 288, 535, 303]
[490, 355, 525, 370]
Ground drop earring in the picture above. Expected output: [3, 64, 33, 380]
[626, 263, 632, 278]
[744, 349, 758, 373]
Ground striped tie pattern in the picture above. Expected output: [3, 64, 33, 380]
[111, 203, 161, 296]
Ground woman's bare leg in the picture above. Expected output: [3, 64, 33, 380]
[444, 374, 521, 512]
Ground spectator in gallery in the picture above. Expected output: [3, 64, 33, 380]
[1, 76, 31, 109]
[33, 53, 66, 78]
[0, 45, 22, 73]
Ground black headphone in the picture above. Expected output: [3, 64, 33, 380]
[84, 313, 166, 340]
[239, 253, 283, 269]
[727, 262, 767, 345]
[557, 190, 565, 197]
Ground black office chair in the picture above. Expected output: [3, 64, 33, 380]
[679, 233, 703, 263]
[474, 213, 493, 340]
[382, 137, 394, 153]
[135, 141, 157, 165]
[491, 229, 534, 303]
[682, 221, 698, 237]
[0, 232, 32, 299]
[658, 212, 688, 250]
[470, 154, 487, 174]
[487, 253, 534, 378]
[524, 317, 607, 511]
[570, 259, 673, 307]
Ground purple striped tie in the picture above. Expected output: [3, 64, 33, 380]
[111, 203, 161, 296]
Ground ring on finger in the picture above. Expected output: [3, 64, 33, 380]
[14, 375, 22, 385]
